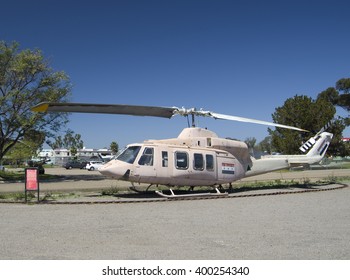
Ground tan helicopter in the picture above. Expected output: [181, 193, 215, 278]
[32, 102, 333, 197]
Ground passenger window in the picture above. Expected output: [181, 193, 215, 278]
[175, 152, 188, 169]
[138, 147, 154, 166]
[193, 153, 204, 170]
[162, 151, 168, 167]
[206, 154, 214, 171]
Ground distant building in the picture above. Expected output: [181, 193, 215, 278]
[342, 137, 350, 142]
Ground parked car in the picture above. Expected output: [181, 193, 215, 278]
[63, 160, 87, 169]
[85, 161, 104, 171]
[27, 160, 45, 174]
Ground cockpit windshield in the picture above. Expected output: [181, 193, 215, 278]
[116, 146, 141, 164]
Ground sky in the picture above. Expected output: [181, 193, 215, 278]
[1, 0, 350, 149]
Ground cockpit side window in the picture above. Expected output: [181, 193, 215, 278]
[116, 146, 141, 164]
[138, 147, 154, 166]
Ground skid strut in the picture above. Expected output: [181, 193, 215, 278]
[155, 187, 228, 198]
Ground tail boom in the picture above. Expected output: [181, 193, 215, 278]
[245, 132, 333, 178]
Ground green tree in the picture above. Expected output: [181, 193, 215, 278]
[244, 137, 257, 156]
[326, 119, 349, 157]
[244, 137, 257, 149]
[317, 77, 350, 156]
[6, 142, 39, 166]
[335, 78, 350, 125]
[336, 78, 350, 93]
[269, 95, 339, 154]
[318, 77, 350, 119]
[110, 141, 119, 155]
[0, 41, 71, 162]
[257, 136, 273, 154]
[3, 130, 45, 165]
[47, 129, 84, 156]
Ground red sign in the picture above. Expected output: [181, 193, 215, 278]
[26, 168, 39, 191]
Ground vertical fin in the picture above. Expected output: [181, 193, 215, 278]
[301, 132, 333, 158]
[299, 137, 317, 153]
[299, 120, 333, 154]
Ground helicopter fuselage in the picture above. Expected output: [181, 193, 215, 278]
[99, 127, 252, 186]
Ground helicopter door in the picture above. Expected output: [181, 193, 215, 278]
[134, 147, 157, 183]
[189, 152, 217, 184]
[172, 151, 191, 182]
[205, 153, 217, 182]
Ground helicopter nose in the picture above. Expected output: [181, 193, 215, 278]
[98, 160, 130, 179]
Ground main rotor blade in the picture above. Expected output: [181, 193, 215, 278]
[210, 112, 309, 132]
[32, 102, 176, 118]
[32, 102, 308, 132]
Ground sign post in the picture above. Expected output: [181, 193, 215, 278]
[25, 167, 40, 203]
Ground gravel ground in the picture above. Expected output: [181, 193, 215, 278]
[0, 178, 349, 259]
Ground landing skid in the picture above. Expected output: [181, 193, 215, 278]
[129, 183, 155, 193]
[155, 187, 228, 199]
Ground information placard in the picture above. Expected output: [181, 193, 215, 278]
[25, 168, 39, 190]
[25, 167, 40, 202]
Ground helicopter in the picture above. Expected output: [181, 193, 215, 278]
[32, 102, 333, 197]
